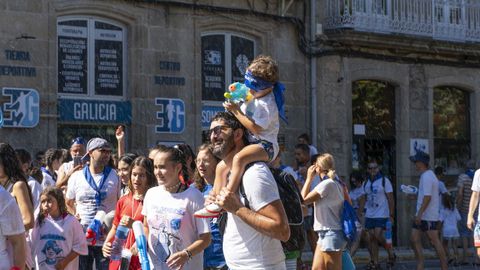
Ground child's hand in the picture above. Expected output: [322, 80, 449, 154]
[102, 242, 112, 258]
[223, 101, 240, 112]
[115, 125, 125, 141]
[306, 164, 317, 180]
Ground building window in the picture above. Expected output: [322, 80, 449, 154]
[201, 33, 255, 101]
[57, 17, 126, 98]
[434, 86, 470, 175]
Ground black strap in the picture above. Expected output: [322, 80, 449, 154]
[238, 163, 256, 209]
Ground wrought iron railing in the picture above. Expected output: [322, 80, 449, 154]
[324, 0, 480, 42]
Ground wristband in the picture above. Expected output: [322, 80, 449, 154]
[183, 248, 192, 260]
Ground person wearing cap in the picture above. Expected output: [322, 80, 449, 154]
[409, 151, 448, 270]
[56, 137, 86, 190]
[66, 137, 120, 270]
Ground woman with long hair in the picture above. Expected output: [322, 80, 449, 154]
[41, 148, 63, 189]
[301, 153, 346, 270]
[143, 146, 211, 269]
[102, 156, 157, 270]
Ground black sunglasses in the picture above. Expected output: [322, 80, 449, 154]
[207, 125, 230, 137]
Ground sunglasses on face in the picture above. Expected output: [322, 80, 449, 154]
[208, 125, 230, 137]
[368, 166, 378, 170]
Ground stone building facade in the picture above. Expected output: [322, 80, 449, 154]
[0, 0, 479, 246]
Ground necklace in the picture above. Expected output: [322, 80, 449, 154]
[131, 194, 143, 220]
[163, 182, 181, 193]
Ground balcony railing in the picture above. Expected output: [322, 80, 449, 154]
[324, 0, 480, 42]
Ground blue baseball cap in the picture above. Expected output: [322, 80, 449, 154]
[409, 151, 430, 165]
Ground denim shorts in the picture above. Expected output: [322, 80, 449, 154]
[365, 217, 388, 230]
[411, 220, 439, 232]
[317, 230, 347, 252]
[256, 139, 275, 161]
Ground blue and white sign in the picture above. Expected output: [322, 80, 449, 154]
[201, 104, 225, 129]
[58, 98, 131, 124]
[410, 138, 429, 156]
[155, 98, 185, 133]
[2, 87, 39, 128]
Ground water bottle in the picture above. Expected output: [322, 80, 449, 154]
[385, 219, 393, 248]
[111, 225, 129, 261]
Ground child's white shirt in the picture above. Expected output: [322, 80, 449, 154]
[241, 91, 279, 159]
[31, 214, 88, 270]
[440, 208, 461, 238]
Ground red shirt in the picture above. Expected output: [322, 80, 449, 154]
[109, 193, 144, 270]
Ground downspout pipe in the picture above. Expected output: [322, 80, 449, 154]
[310, 0, 317, 149]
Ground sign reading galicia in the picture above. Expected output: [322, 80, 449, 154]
[1, 88, 40, 128]
[155, 98, 185, 133]
[58, 99, 131, 124]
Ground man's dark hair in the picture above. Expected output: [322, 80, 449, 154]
[298, 133, 311, 144]
[294, 143, 310, 154]
[211, 112, 249, 145]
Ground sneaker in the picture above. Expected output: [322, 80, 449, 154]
[194, 203, 222, 218]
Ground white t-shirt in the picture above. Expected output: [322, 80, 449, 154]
[142, 186, 210, 270]
[309, 145, 318, 157]
[66, 167, 120, 246]
[439, 208, 461, 238]
[470, 169, 480, 222]
[28, 177, 43, 217]
[241, 91, 280, 160]
[416, 170, 440, 221]
[223, 162, 286, 270]
[313, 179, 344, 231]
[361, 176, 393, 218]
[41, 170, 56, 189]
[0, 186, 25, 269]
[31, 214, 88, 270]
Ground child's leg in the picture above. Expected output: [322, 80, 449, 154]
[442, 238, 450, 259]
[210, 160, 229, 198]
[226, 144, 269, 192]
[452, 238, 459, 260]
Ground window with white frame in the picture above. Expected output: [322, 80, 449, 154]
[57, 18, 126, 98]
[201, 33, 255, 101]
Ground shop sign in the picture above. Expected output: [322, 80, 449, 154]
[1, 88, 39, 128]
[201, 104, 224, 129]
[155, 98, 185, 134]
[58, 98, 131, 124]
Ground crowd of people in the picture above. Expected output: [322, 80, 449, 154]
[1, 54, 480, 270]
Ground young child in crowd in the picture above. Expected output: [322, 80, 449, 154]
[31, 187, 87, 270]
[440, 194, 461, 265]
[195, 55, 287, 217]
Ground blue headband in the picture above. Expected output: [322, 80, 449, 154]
[71, 137, 85, 146]
[244, 71, 288, 124]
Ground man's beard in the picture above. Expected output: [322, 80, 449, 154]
[211, 136, 234, 160]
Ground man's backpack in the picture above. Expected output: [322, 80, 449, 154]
[239, 166, 306, 252]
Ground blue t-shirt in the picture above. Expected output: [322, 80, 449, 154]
[200, 184, 226, 268]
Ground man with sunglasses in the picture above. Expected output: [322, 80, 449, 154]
[206, 111, 290, 269]
[66, 137, 120, 270]
[358, 159, 395, 269]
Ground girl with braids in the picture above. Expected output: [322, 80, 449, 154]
[0, 143, 35, 230]
[41, 148, 64, 189]
[102, 156, 157, 270]
[142, 146, 211, 269]
[301, 153, 346, 270]
[32, 187, 87, 270]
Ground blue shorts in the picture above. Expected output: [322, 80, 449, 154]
[256, 139, 275, 161]
[459, 212, 473, 237]
[412, 220, 439, 232]
[317, 230, 347, 252]
[365, 217, 388, 230]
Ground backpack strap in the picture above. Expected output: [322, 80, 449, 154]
[238, 162, 256, 209]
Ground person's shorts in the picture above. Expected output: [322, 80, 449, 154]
[317, 230, 347, 252]
[364, 217, 388, 230]
[459, 212, 473, 237]
[411, 220, 439, 232]
[474, 222, 480, 247]
[303, 215, 314, 230]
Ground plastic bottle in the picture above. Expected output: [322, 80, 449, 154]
[111, 225, 129, 261]
[385, 219, 393, 248]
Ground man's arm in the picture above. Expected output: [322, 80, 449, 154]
[386, 192, 395, 221]
[415, 195, 431, 223]
[217, 187, 290, 242]
[66, 198, 76, 216]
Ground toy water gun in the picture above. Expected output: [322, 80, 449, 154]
[85, 210, 106, 246]
[224, 82, 253, 103]
[401, 184, 418, 195]
[133, 221, 151, 270]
